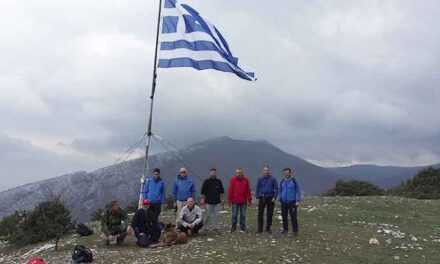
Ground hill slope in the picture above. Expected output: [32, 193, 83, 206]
[1, 196, 440, 264]
[0, 137, 338, 221]
[328, 164, 440, 188]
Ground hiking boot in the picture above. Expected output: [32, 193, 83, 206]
[280, 229, 288, 235]
[239, 227, 246, 233]
[116, 233, 127, 245]
[230, 226, 237, 233]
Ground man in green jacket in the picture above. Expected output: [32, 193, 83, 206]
[101, 200, 128, 245]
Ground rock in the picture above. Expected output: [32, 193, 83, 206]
[307, 206, 317, 213]
[21, 243, 55, 259]
[369, 238, 380, 245]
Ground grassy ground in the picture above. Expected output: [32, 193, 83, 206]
[1, 196, 440, 264]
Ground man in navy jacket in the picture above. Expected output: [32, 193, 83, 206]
[255, 166, 278, 233]
[279, 167, 302, 235]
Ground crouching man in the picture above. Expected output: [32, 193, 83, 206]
[129, 199, 162, 248]
[176, 197, 203, 236]
[101, 200, 128, 245]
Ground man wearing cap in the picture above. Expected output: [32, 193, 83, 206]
[129, 199, 162, 247]
[142, 168, 165, 223]
[172, 168, 196, 216]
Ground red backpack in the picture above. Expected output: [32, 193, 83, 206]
[27, 258, 46, 264]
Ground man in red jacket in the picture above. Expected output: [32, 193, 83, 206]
[228, 168, 252, 232]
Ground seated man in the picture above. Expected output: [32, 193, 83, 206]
[101, 200, 128, 245]
[176, 197, 203, 235]
[129, 199, 162, 248]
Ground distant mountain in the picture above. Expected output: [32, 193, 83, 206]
[0, 136, 338, 221]
[328, 164, 440, 188]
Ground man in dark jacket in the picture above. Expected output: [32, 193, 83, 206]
[279, 168, 302, 235]
[101, 201, 128, 245]
[129, 199, 162, 247]
[201, 168, 225, 231]
[256, 166, 278, 233]
[227, 168, 252, 232]
[142, 168, 165, 223]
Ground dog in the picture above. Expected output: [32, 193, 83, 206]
[150, 223, 188, 248]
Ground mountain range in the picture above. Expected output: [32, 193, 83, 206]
[0, 136, 437, 221]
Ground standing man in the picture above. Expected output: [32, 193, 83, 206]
[279, 168, 302, 235]
[256, 166, 278, 233]
[142, 168, 165, 223]
[172, 167, 196, 216]
[177, 197, 204, 236]
[201, 168, 225, 232]
[228, 168, 252, 233]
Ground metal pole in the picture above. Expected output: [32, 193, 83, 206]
[139, 0, 163, 209]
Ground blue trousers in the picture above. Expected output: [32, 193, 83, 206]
[231, 204, 247, 230]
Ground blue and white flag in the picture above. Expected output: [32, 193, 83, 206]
[158, 0, 256, 81]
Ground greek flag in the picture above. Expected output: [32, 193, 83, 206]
[158, 0, 256, 81]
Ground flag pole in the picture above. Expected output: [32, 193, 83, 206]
[139, 0, 163, 209]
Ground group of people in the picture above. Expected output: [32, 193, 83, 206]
[101, 166, 302, 247]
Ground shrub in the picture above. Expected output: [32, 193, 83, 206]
[0, 198, 73, 249]
[165, 195, 175, 210]
[324, 180, 385, 196]
[0, 211, 27, 242]
[91, 208, 104, 222]
[392, 167, 440, 199]
[126, 200, 139, 214]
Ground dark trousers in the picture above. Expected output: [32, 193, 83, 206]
[257, 197, 274, 232]
[281, 202, 298, 233]
[134, 224, 161, 244]
[149, 204, 162, 223]
[177, 222, 204, 234]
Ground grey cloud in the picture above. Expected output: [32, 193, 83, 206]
[1, 0, 440, 189]
[0, 133, 108, 191]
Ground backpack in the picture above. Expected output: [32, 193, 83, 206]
[76, 223, 94, 236]
[27, 258, 46, 264]
[72, 245, 94, 263]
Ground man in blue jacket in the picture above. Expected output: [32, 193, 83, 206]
[173, 167, 196, 216]
[256, 166, 278, 233]
[279, 167, 302, 235]
[142, 168, 165, 223]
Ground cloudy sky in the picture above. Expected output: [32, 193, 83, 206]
[1, 0, 440, 191]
